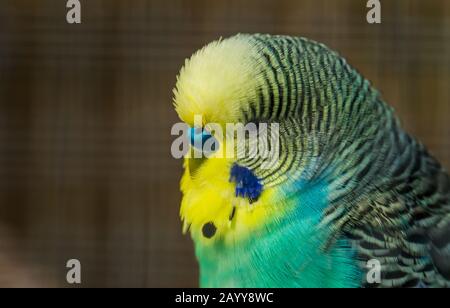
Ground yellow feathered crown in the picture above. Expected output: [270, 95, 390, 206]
[173, 34, 260, 126]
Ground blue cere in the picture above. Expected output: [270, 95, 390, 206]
[188, 127, 218, 152]
[229, 164, 263, 203]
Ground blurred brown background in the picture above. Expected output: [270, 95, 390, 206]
[0, 0, 449, 287]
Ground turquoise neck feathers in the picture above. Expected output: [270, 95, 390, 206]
[195, 179, 362, 288]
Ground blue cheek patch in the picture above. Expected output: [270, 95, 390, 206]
[229, 164, 263, 203]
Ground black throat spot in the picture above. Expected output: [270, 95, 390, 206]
[202, 222, 217, 239]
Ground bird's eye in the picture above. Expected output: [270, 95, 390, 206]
[188, 127, 218, 153]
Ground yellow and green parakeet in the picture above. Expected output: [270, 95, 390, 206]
[172, 34, 450, 288]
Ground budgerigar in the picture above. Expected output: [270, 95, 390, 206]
[172, 34, 450, 288]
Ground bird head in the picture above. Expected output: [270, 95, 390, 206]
[172, 33, 377, 245]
